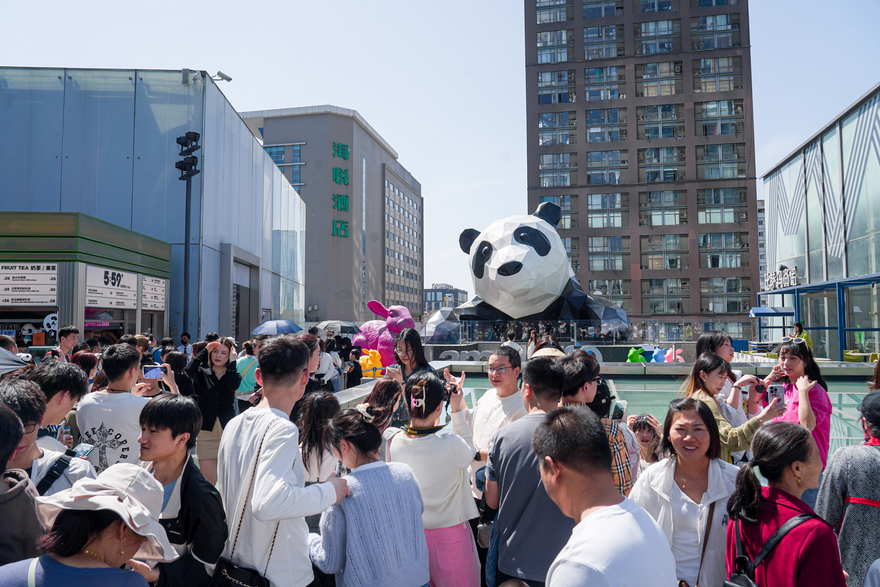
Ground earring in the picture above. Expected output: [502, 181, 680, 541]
[119, 549, 125, 556]
[796, 476, 803, 485]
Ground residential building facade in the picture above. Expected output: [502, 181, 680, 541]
[424, 283, 469, 314]
[526, 0, 758, 341]
[241, 106, 424, 322]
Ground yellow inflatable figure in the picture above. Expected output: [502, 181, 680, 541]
[359, 349, 384, 378]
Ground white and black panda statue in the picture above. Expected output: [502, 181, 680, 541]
[450, 202, 629, 329]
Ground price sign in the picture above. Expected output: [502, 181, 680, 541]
[0, 264, 58, 306]
[86, 265, 137, 309]
[141, 276, 167, 312]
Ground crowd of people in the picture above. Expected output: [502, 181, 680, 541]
[0, 325, 879, 587]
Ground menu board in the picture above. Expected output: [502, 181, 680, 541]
[85, 265, 138, 309]
[141, 276, 167, 311]
[0, 263, 58, 306]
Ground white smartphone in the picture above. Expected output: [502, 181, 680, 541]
[767, 384, 786, 407]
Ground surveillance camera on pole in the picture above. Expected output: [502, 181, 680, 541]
[175, 131, 201, 337]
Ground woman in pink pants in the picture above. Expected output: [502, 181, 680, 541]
[388, 372, 480, 587]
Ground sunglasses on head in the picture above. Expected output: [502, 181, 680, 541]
[782, 337, 806, 344]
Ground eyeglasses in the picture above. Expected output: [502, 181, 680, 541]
[22, 422, 39, 434]
[488, 367, 512, 375]
[782, 337, 806, 344]
[395, 347, 412, 355]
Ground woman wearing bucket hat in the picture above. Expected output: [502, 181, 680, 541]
[0, 463, 177, 587]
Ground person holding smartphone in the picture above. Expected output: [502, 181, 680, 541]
[760, 338, 832, 509]
[385, 328, 436, 428]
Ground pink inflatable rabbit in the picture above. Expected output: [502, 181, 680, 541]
[352, 300, 416, 367]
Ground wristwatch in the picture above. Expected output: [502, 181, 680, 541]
[474, 449, 482, 462]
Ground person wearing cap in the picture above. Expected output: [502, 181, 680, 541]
[0, 463, 178, 587]
[816, 389, 880, 587]
[138, 395, 227, 587]
[0, 403, 44, 566]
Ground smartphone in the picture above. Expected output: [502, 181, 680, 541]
[142, 365, 167, 379]
[57, 426, 71, 441]
[72, 443, 95, 459]
[611, 399, 628, 421]
[767, 384, 786, 407]
[387, 364, 400, 373]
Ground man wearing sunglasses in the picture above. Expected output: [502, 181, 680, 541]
[557, 350, 634, 495]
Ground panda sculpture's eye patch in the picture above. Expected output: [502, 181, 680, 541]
[514, 227, 551, 256]
[472, 241, 493, 279]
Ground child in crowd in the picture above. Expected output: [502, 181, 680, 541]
[627, 413, 662, 476]
[388, 373, 480, 587]
[309, 404, 430, 587]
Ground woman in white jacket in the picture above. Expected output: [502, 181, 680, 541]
[629, 397, 739, 587]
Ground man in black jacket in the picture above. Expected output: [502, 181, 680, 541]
[135, 394, 228, 587]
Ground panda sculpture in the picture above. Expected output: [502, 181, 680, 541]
[450, 202, 629, 328]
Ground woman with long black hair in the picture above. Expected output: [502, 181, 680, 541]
[385, 328, 436, 427]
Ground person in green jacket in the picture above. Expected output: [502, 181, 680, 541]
[792, 321, 813, 351]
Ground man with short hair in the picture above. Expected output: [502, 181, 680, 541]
[155, 337, 174, 363]
[557, 351, 633, 495]
[177, 332, 193, 360]
[534, 407, 677, 586]
[27, 361, 89, 452]
[76, 344, 150, 473]
[0, 403, 43, 565]
[136, 395, 228, 587]
[0, 379, 95, 496]
[204, 332, 220, 343]
[500, 330, 523, 358]
[217, 335, 349, 587]
[50, 325, 79, 362]
[85, 338, 102, 354]
[0, 335, 19, 355]
[485, 357, 570, 586]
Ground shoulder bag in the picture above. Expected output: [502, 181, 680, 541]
[210, 423, 280, 587]
[725, 513, 821, 587]
[679, 501, 715, 587]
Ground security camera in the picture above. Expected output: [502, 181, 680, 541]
[216, 71, 232, 82]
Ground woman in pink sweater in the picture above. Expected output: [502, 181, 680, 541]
[388, 372, 480, 587]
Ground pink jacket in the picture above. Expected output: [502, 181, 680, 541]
[725, 487, 846, 587]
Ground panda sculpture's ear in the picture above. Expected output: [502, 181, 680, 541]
[533, 202, 562, 227]
[459, 229, 480, 254]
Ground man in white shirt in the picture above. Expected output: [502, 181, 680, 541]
[500, 329, 524, 360]
[534, 407, 677, 587]
[1, 378, 95, 496]
[177, 332, 193, 360]
[77, 344, 152, 473]
[217, 335, 349, 587]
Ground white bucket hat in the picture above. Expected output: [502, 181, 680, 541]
[36, 463, 178, 562]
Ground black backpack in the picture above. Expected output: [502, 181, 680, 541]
[725, 514, 820, 586]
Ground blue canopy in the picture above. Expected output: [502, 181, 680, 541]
[749, 307, 795, 318]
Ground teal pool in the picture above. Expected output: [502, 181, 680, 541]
[456, 375, 871, 458]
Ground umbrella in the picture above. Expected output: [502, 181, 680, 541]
[316, 320, 361, 335]
[420, 308, 462, 344]
[251, 320, 303, 336]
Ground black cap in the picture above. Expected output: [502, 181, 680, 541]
[860, 391, 880, 426]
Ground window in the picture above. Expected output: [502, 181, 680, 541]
[641, 279, 689, 314]
[696, 143, 746, 180]
[538, 70, 576, 104]
[692, 0, 738, 6]
[638, 191, 686, 226]
[636, 61, 682, 98]
[691, 14, 740, 50]
[264, 146, 284, 166]
[695, 99, 744, 136]
[290, 166, 301, 184]
[587, 236, 630, 271]
[539, 153, 578, 187]
[638, 147, 686, 183]
[585, 66, 625, 101]
[637, 0, 676, 12]
[584, 25, 624, 60]
[585, 150, 628, 184]
[537, 0, 573, 23]
[589, 279, 631, 295]
[539, 112, 577, 146]
[291, 144, 301, 163]
[693, 56, 742, 93]
[583, 0, 623, 18]
[698, 232, 749, 268]
[585, 193, 628, 227]
[562, 237, 581, 270]
[641, 252, 688, 270]
[634, 19, 681, 55]
[697, 188, 747, 224]
[540, 194, 575, 211]
[586, 108, 627, 143]
[537, 29, 575, 63]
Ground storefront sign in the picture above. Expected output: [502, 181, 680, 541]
[141, 276, 166, 311]
[0, 264, 58, 306]
[763, 267, 799, 291]
[86, 265, 137, 309]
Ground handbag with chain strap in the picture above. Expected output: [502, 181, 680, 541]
[210, 422, 280, 587]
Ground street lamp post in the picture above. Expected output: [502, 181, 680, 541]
[175, 131, 201, 337]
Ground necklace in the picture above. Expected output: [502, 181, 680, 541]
[82, 549, 105, 563]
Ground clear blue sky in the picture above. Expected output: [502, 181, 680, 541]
[2, 0, 878, 301]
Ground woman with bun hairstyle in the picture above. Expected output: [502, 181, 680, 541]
[683, 353, 785, 463]
[309, 404, 430, 587]
[725, 422, 845, 587]
[388, 372, 480, 587]
[365, 378, 404, 462]
[184, 336, 240, 485]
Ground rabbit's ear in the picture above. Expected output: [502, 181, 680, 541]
[368, 300, 390, 318]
